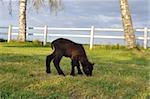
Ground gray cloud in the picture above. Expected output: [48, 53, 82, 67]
[0, 0, 148, 28]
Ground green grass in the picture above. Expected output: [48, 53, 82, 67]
[0, 42, 150, 99]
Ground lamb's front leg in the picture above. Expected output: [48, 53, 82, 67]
[70, 58, 83, 76]
[77, 64, 83, 75]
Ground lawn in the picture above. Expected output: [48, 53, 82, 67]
[0, 42, 149, 99]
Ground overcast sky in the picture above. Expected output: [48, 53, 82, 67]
[0, 0, 149, 28]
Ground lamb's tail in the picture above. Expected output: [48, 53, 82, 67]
[51, 41, 54, 50]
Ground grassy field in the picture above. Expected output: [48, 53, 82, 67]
[0, 42, 150, 99]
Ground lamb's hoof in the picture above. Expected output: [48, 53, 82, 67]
[59, 73, 65, 76]
[78, 72, 83, 75]
[70, 73, 75, 76]
[46, 70, 51, 74]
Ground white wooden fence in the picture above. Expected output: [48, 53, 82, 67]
[0, 25, 150, 49]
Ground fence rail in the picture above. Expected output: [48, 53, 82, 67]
[0, 25, 150, 49]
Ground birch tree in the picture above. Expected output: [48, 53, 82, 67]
[120, 0, 136, 49]
[18, 0, 27, 42]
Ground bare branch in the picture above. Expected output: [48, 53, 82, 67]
[32, 0, 63, 15]
[0, 0, 12, 15]
[32, 0, 44, 11]
[8, 0, 12, 15]
[49, 0, 64, 15]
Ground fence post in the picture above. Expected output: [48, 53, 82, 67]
[8, 25, 12, 43]
[90, 26, 95, 50]
[43, 25, 48, 46]
[143, 27, 148, 49]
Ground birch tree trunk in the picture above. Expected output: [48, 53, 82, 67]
[120, 0, 136, 49]
[18, 0, 27, 42]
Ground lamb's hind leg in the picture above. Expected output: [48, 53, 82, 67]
[46, 52, 55, 73]
[70, 59, 76, 76]
[53, 54, 65, 76]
